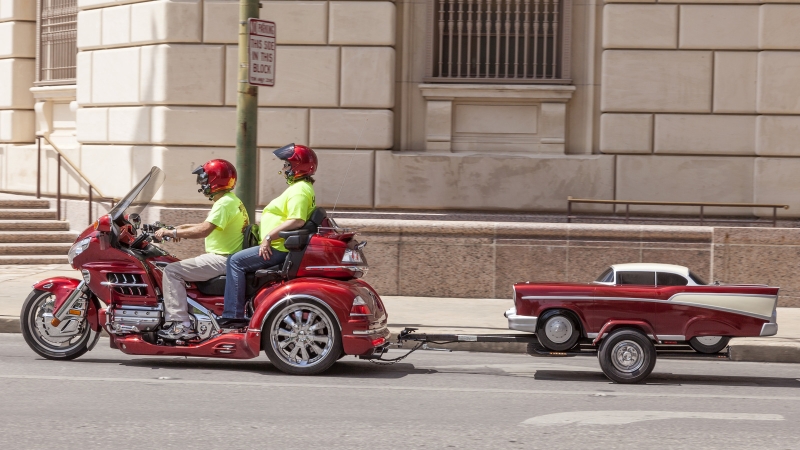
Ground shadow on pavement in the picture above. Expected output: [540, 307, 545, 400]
[533, 370, 800, 388]
[73, 357, 435, 380]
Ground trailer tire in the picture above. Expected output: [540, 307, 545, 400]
[536, 309, 580, 351]
[598, 328, 656, 384]
[688, 336, 730, 354]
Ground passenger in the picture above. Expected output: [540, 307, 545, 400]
[154, 159, 249, 340]
[217, 144, 318, 329]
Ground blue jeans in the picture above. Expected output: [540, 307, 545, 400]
[222, 246, 288, 319]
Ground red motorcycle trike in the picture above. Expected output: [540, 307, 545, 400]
[19, 167, 390, 375]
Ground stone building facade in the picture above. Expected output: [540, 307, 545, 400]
[2, 0, 800, 218]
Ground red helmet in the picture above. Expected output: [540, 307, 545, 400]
[192, 159, 237, 199]
[273, 143, 318, 182]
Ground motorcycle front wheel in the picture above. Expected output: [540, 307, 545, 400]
[20, 289, 99, 360]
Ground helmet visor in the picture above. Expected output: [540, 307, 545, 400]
[192, 165, 208, 185]
[273, 143, 295, 160]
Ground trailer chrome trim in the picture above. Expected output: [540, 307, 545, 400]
[506, 308, 538, 333]
[760, 323, 778, 336]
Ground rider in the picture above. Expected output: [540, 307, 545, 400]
[154, 159, 250, 340]
[217, 144, 317, 329]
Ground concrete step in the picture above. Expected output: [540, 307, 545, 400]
[0, 243, 72, 255]
[0, 220, 70, 231]
[0, 231, 78, 243]
[0, 209, 57, 220]
[0, 255, 69, 264]
[0, 199, 50, 209]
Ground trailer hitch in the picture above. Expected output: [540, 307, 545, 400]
[369, 328, 544, 365]
[396, 327, 540, 344]
[366, 328, 425, 365]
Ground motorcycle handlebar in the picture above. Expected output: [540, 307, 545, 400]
[140, 222, 175, 242]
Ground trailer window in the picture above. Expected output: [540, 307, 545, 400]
[617, 271, 655, 286]
[657, 272, 688, 286]
[595, 267, 614, 283]
[689, 271, 707, 285]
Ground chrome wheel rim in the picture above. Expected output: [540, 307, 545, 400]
[270, 303, 334, 368]
[544, 316, 573, 344]
[27, 292, 90, 353]
[695, 336, 722, 346]
[611, 340, 645, 373]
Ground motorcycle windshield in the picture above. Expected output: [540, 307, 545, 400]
[108, 166, 165, 221]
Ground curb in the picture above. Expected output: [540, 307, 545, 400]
[729, 341, 800, 364]
[0, 317, 19, 334]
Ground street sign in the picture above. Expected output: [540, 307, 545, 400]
[248, 18, 275, 87]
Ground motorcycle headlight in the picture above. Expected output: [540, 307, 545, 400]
[67, 237, 92, 265]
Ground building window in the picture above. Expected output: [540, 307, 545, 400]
[36, 0, 78, 85]
[426, 0, 571, 83]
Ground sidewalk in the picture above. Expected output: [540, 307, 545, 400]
[1, 264, 798, 363]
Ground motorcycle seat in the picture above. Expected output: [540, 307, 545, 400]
[254, 266, 282, 278]
[195, 276, 227, 296]
[194, 264, 282, 296]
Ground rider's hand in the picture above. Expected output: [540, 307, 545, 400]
[259, 237, 273, 260]
[154, 228, 170, 242]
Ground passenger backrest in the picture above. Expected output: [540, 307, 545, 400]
[281, 207, 328, 278]
[302, 207, 327, 234]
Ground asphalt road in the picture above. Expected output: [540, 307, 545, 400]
[1, 334, 799, 449]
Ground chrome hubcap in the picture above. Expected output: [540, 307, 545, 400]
[696, 336, 722, 346]
[611, 340, 645, 373]
[544, 316, 573, 344]
[28, 292, 89, 352]
[270, 303, 334, 368]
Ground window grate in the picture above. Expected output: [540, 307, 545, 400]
[37, 0, 78, 84]
[426, 0, 571, 83]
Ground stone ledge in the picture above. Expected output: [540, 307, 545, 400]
[712, 227, 800, 245]
[374, 152, 615, 211]
[338, 218, 714, 243]
[420, 84, 576, 101]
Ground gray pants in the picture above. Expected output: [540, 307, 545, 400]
[162, 253, 228, 323]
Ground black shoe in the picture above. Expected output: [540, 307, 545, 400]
[217, 318, 250, 329]
[157, 322, 198, 340]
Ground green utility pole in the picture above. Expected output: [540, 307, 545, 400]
[235, 0, 260, 221]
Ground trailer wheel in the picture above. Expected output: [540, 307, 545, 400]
[536, 309, 580, 351]
[688, 336, 730, 354]
[598, 328, 656, 384]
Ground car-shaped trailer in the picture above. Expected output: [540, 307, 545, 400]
[397, 263, 779, 383]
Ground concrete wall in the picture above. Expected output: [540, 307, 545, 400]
[599, 0, 800, 217]
[4, 0, 800, 218]
[0, 0, 36, 147]
[0, 0, 396, 209]
[69, 0, 395, 207]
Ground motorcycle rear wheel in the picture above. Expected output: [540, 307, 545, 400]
[20, 289, 99, 360]
[263, 299, 343, 375]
